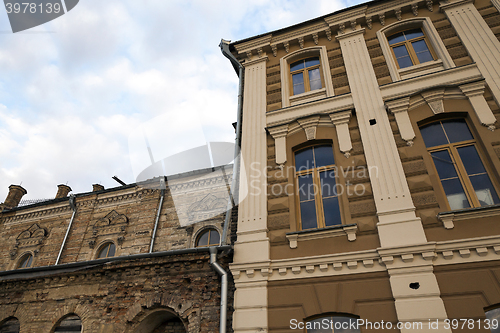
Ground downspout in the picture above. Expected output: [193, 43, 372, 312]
[55, 194, 76, 265]
[219, 39, 244, 245]
[210, 247, 228, 333]
[150, 177, 166, 253]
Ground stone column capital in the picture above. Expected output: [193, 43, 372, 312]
[385, 97, 411, 114]
[459, 80, 486, 97]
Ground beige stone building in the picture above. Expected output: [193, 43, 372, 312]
[0, 165, 236, 332]
[222, 0, 500, 331]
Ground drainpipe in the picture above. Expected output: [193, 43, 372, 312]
[210, 246, 228, 333]
[219, 39, 244, 245]
[55, 194, 76, 265]
[150, 177, 166, 253]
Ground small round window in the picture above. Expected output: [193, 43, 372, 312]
[196, 229, 220, 247]
[17, 253, 33, 269]
[97, 242, 116, 258]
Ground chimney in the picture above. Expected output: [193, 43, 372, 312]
[2, 184, 27, 209]
[92, 184, 105, 192]
[55, 184, 72, 198]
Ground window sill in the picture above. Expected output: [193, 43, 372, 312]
[289, 88, 327, 106]
[286, 224, 357, 249]
[437, 204, 500, 229]
[398, 59, 444, 80]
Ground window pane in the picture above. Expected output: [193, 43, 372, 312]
[314, 146, 335, 168]
[412, 40, 433, 63]
[98, 244, 109, 258]
[308, 68, 322, 91]
[305, 57, 320, 67]
[298, 174, 315, 201]
[431, 150, 458, 180]
[210, 230, 220, 245]
[397, 56, 413, 68]
[197, 231, 209, 247]
[300, 201, 318, 230]
[442, 178, 470, 210]
[295, 148, 314, 171]
[485, 308, 500, 333]
[108, 243, 115, 257]
[388, 32, 405, 45]
[320, 170, 337, 197]
[421, 122, 448, 147]
[293, 83, 305, 95]
[290, 59, 305, 71]
[457, 145, 486, 175]
[292, 73, 305, 95]
[442, 119, 473, 143]
[323, 197, 342, 226]
[393, 44, 410, 58]
[405, 28, 424, 40]
[469, 174, 500, 206]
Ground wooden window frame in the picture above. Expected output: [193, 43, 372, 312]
[97, 242, 115, 259]
[17, 253, 33, 269]
[294, 146, 343, 230]
[289, 57, 325, 96]
[388, 28, 437, 69]
[195, 228, 220, 247]
[422, 119, 500, 210]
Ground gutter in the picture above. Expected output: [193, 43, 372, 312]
[55, 194, 77, 265]
[210, 247, 228, 333]
[1, 245, 232, 280]
[219, 39, 244, 245]
[149, 177, 166, 253]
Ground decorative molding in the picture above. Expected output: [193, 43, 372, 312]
[298, 36, 304, 49]
[459, 81, 497, 131]
[271, 44, 277, 57]
[379, 13, 385, 26]
[297, 115, 321, 140]
[338, 22, 345, 34]
[427, 0, 434, 11]
[325, 28, 332, 41]
[283, 41, 289, 53]
[187, 194, 227, 223]
[421, 88, 446, 114]
[386, 97, 415, 145]
[312, 32, 319, 45]
[366, 16, 372, 29]
[10, 223, 48, 259]
[412, 3, 419, 15]
[395, 8, 402, 20]
[89, 210, 128, 249]
[286, 224, 358, 249]
[329, 110, 353, 158]
[437, 204, 500, 229]
[268, 124, 289, 167]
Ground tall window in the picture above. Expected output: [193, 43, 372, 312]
[97, 242, 115, 259]
[290, 57, 322, 95]
[388, 28, 434, 69]
[17, 253, 33, 269]
[54, 314, 82, 333]
[196, 228, 220, 247]
[295, 145, 341, 230]
[420, 119, 500, 210]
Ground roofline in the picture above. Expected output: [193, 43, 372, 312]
[230, 0, 386, 48]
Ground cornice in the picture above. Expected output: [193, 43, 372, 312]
[266, 93, 353, 127]
[324, 6, 368, 26]
[439, 0, 475, 11]
[231, 236, 500, 282]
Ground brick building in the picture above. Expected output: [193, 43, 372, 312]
[0, 165, 236, 333]
[221, 0, 500, 331]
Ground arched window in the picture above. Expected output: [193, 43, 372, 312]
[295, 145, 341, 230]
[420, 119, 500, 210]
[290, 57, 323, 95]
[0, 317, 20, 333]
[17, 253, 33, 269]
[387, 28, 435, 69]
[196, 228, 220, 247]
[97, 242, 115, 259]
[53, 314, 82, 333]
[306, 314, 360, 332]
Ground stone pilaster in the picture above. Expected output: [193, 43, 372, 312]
[459, 81, 497, 130]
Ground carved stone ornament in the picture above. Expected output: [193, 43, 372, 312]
[188, 194, 228, 223]
[88, 210, 128, 248]
[338, 22, 345, 34]
[426, 0, 433, 11]
[312, 32, 319, 45]
[298, 36, 304, 49]
[350, 19, 357, 31]
[271, 44, 277, 57]
[283, 41, 289, 53]
[366, 16, 372, 29]
[395, 8, 402, 21]
[10, 223, 48, 259]
[325, 28, 332, 41]
[412, 3, 419, 16]
[379, 13, 385, 26]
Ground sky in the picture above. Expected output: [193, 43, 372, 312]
[0, 0, 362, 202]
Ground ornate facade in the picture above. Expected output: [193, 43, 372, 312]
[224, 0, 500, 331]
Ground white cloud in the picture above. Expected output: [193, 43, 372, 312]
[0, 0, 356, 202]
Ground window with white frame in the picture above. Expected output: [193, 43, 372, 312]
[376, 17, 455, 81]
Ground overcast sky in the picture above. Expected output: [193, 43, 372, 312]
[0, 0, 362, 202]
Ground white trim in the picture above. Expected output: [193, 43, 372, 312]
[280, 46, 334, 108]
[286, 224, 358, 248]
[376, 17, 455, 82]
